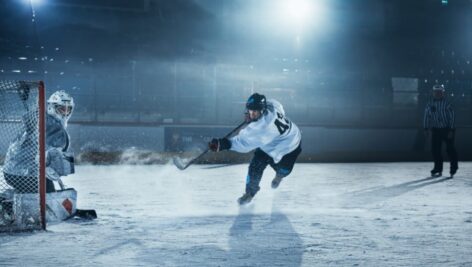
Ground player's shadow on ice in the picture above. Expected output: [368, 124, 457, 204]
[226, 208, 303, 266]
[344, 176, 452, 206]
[136, 209, 303, 266]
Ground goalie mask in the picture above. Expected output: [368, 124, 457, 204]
[47, 90, 74, 126]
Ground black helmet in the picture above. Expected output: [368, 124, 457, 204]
[246, 93, 266, 111]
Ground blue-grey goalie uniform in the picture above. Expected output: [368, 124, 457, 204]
[3, 113, 74, 193]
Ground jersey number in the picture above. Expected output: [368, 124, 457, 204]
[274, 112, 290, 135]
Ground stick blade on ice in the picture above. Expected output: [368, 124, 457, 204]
[76, 209, 97, 220]
[173, 156, 188, 170]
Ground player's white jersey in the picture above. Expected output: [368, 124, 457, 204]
[229, 99, 301, 163]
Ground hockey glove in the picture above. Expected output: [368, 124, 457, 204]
[208, 138, 231, 152]
[46, 167, 60, 181]
[46, 148, 75, 176]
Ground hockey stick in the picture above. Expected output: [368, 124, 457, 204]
[65, 209, 97, 220]
[75, 209, 97, 220]
[173, 121, 248, 170]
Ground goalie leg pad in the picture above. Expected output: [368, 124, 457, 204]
[13, 188, 77, 226]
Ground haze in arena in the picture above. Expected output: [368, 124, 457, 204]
[0, 0, 471, 266]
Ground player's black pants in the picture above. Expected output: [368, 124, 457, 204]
[431, 128, 458, 173]
[245, 143, 302, 196]
[3, 173, 56, 194]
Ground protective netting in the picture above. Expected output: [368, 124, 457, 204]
[0, 80, 44, 231]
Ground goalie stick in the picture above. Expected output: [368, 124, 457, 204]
[173, 121, 247, 170]
[64, 209, 97, 220]
[74, 209, 97, 220]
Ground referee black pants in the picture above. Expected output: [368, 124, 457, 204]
[431, 128, 458, 172]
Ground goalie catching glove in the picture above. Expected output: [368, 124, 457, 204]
[46, 148, 75, 180]
[208, 138, 231, 152]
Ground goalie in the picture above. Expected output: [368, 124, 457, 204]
[3, 90, 75, 193]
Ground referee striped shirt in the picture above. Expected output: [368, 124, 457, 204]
[423, 98, 455, 129]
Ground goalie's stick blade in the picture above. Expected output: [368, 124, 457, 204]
[173, 156, 188, 170]
[75, 209, 97, 220]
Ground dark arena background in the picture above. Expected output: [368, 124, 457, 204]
[1, 1, 471, 266]
[1, 0, 472, 163]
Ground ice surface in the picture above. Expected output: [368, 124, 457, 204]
[1, 162, 471, 266]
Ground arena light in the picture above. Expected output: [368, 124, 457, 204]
[21, 0, 43, 22]
[274, 0, 325, 31]
[23, 0, 43, 5]
[283, 0, 313, 27]
[265, 0, 328, 37]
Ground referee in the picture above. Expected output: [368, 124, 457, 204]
[423, 84, 458, 177]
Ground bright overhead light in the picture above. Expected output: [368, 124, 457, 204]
[283, 0, 314, 27]
[271, 0, 328, 34]
[23, 0, 43, 5]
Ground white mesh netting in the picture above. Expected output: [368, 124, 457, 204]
[0, 80, 44, 231]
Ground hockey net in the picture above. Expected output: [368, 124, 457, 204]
[0, 80, 46, 232]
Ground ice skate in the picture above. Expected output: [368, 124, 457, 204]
[271, 174, 285, 189]
[449, 166, 458, 178]
[237, 193, 253, 205]
[430, 169, 442, 178]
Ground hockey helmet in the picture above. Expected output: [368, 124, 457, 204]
[47, 90, 74, 125]
[246, 93, 266, 111]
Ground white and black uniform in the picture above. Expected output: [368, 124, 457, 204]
[229, 99, 302, 196]
[230, 99, 301, 163]
[423, 98, 458, 173]
[423, 98, 455, 129]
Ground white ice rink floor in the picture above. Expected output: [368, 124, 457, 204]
[1, 162, 471, 266]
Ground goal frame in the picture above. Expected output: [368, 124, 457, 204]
[0, 80, 46, 231]
[38, 81, 46, 230]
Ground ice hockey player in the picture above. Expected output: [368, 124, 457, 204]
[423, 84, 458, 177]
[2, 90, 75, 194]
[208, 93, 302, 205]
